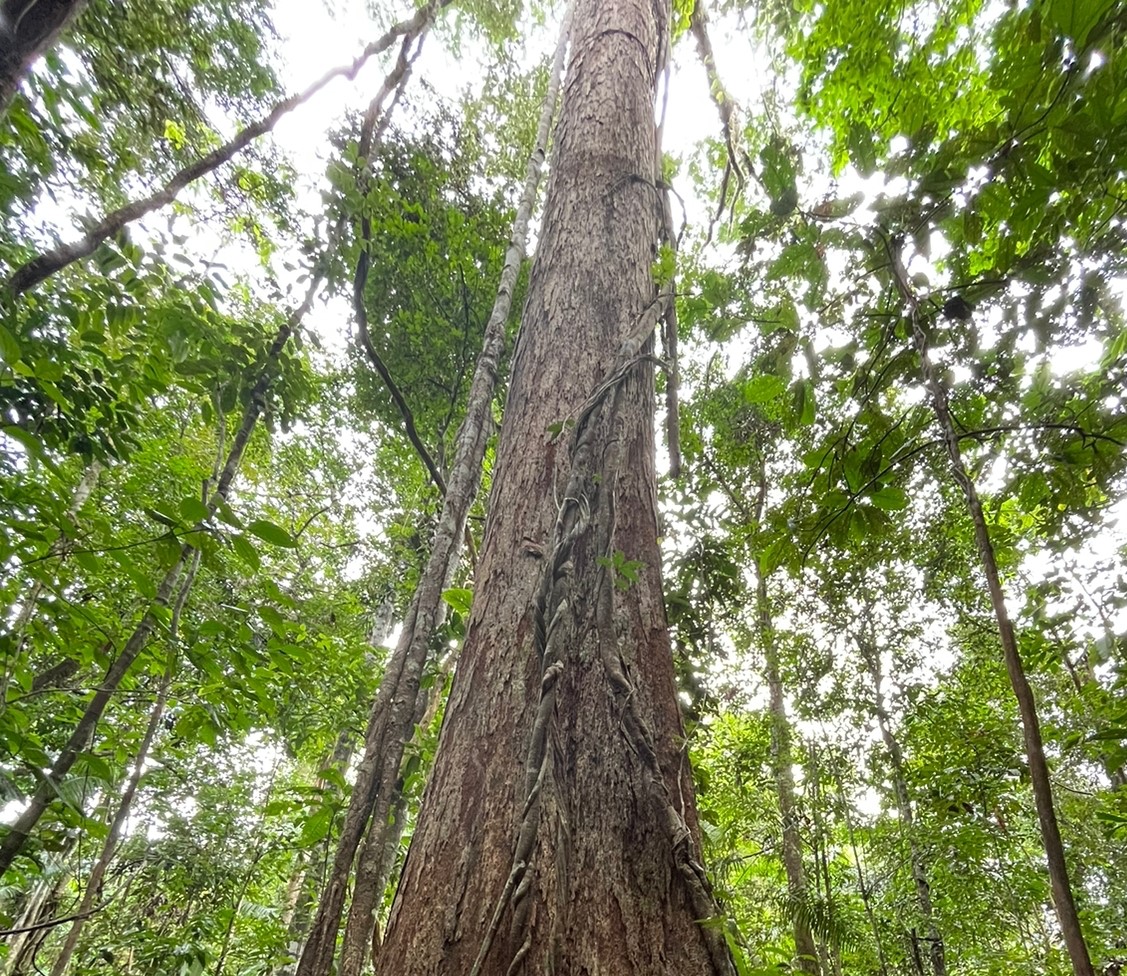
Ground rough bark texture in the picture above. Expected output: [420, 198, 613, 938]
[0, 0, 86, 114]
[889, 243, 1094, 976]
[378, 0, 730, 973]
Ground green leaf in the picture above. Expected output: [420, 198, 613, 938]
[792, 379, 816, 426]
[144, 507, 179, 528]
[179, 496, 210, 523]
[743, 374, 786, 404]
[214, 499, 244, 529]
[442, 587, 474, 616]
[247, 519, 296, 548]
[259, 604, 287, 637]
[1042, 0, 1113, 44]
[759, 136, 799, 215]
[299, 806, 334, 847]
[231, 533, 261, 570]
[868, 486, 908, 511]
[0, 324, 21, 365]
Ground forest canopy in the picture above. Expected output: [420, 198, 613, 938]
[0, 0, 1124, 974]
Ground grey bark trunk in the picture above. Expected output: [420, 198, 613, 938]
[889, 244, 1094, 976]
[377, 0, 732, 972]
[758, 572, 819, 973]
[0, 0, 86, 114]
[749, 473, 818, 973]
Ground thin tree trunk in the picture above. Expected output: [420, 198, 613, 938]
[331, 22, 572, 973]
[888, 242, 1094, 976]
[4, 1, 452, 296]
[809, 751, 838, 976]
[2, 871, 59, 974]
[750, 475, 819, 973]
[0, 259, 326, 880]
[688, 0, 745, 237]
[298, 13, 567, 973]
[0, 0, 86, 114]
[839, 783, 890, 976]
[378, 0, 732, 972]
[857, 632, 946, 976]
[45, 552, 195, 976]
[273, 734, 354, 976]
[759, 572, 820, 972]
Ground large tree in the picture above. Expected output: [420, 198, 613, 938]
[376, 0, 732, 972]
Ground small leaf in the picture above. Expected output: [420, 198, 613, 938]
[442, 587, 474, 616]
[231, 534, 261, 571]
[0, 324, 21, 365]
[247, 519, 296, 548]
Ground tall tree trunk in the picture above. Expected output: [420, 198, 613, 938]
[740, 471, 818, 973]
[888, 242, 1094, 976]
[0, 0, 86, 114]
[377, 0, 732, 973]
[329, 26, 572, 973]
[857, 633, 946, 976]
[756, 557, 819, 973]
[298, 15, 566, 973]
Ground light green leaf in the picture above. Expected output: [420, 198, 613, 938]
[247, 519, 297, 548]
[743, 374, 786, 404]
[442, 587, 474, 616]
[868, 486, 908, 511]
[0, 325, 22, 365]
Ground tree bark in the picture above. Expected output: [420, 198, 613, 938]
[377, 0, 732, 972]
[888, 241, 1094, 976]
[0, 0, 86, 114]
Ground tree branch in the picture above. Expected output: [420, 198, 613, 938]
[5, 1, 451, 296]
[351, 34, 446, 495]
